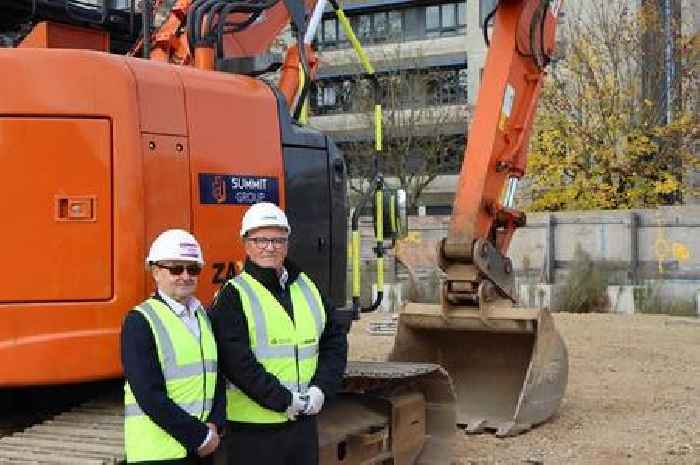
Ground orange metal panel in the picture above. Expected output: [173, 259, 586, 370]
[0, 49, 284, 386]
[129, 60, 188, 135]
[142, 133, 192, 294]
[19, 21, 110, 52]
[0, 50, 144, 386]
[143, 133, 191, 241]
[0, 118, 112, 302]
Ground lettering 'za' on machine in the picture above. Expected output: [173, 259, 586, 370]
[0, 0, 567, 463]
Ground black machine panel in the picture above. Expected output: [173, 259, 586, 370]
[271, 86, 348, 309]
[283, 141, 347, 308]
[284, 146, 332, 296]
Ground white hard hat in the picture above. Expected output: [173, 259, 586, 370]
[146, 229, 204, 264]
[240, 202, 291, 237]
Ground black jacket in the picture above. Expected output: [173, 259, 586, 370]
[209, 258, 348, 429]
[120, 293, 226, 455]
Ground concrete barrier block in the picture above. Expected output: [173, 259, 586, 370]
[518, 284, 553, 309]
[372, 283, 403, 312]
[608, 285, 636, 314]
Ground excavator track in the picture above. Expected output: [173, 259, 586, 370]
[0, 397, 123, 465]
[330, 361, 456, 465]
[0, 361, 454, 465]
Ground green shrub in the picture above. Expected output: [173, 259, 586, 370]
[558, 244, 610, 313]
[634, 283, 698, 317]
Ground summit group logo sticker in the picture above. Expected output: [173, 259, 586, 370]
[199, 173, 279, 205]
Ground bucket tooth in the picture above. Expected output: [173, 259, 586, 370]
[464, 419, 487, 434]
[495, 421, 531, 437]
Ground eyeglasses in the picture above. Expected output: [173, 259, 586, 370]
[155, 263, 202, 276]
[246, 236, 289, 250]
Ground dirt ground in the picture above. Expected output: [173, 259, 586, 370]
[348, 312, 700, 465]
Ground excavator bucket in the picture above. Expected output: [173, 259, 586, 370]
[389, 301, 568, 437]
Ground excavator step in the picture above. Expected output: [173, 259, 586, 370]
[367, 316, 398, 336]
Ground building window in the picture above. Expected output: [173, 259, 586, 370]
[355, 15, 371, 42]
[442, 5, 456, 29]
[374, 12, 388, 42]
[458, 2, 467, 30]
[425, 67, 469, 105]
[479, 0, 497, 28]
[312, 80, 355, 115]
[426, 3, 467, 38]
[338, 19, 348, 45]
[316, 83, 336, 109]
[388, 11, 403, 40]
[426, 6, 440, 37]
[312, 65, 468, 116]
[317, 2, 472, 49]
[322, 18, 337, 47]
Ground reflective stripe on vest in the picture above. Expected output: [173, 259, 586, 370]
[125, 398, 214, 417]
[226, 272, 325, 423]
[124, 299, 218, 462]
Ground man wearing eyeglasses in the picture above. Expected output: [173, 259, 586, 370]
[121, 229, 226, 464]
[210, 202, 348, 465]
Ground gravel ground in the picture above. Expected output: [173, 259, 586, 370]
[348, 312, 700, 465]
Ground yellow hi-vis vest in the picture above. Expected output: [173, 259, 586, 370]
[226, 271, 326, 423]
[124, 298, 217, 462]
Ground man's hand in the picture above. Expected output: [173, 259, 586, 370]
[197, 423, 220, 457]
[303, 386, 325, 415]
[286, 390, 309, 421]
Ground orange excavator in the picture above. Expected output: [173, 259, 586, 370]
[0, 0, 566, 462]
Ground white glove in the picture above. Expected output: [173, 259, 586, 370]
[303, 386, 325, 415]
[286, 390, 309, 421]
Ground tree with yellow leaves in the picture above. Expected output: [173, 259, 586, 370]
[525, 0, 699, 211]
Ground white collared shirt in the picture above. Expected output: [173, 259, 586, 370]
[159, 290, 202, 339]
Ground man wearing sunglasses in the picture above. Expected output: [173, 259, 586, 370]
[121, 229, 226, 464]
[210, 202, 348, 465]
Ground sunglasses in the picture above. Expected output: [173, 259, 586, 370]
[155, 263, 202, 276]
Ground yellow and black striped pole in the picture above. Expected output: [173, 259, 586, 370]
[331, 0, 388, 317]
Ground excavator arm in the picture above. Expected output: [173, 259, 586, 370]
[391, 0, 569, 437]
[443, 0, 562, 303]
